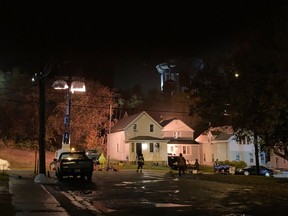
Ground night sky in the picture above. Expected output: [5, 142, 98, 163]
[0, 1, 281, 93]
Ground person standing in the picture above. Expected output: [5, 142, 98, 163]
[136, 153, 144, 172]
[194, 159, 200, 174]
[214, 159, 219, 173]
[98, 153, 106, 171]
[177, 153, 186, 177]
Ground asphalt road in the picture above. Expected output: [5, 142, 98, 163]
[45, 169, 288, 216]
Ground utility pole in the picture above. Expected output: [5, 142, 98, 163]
[34, 63, 55, 183]
[39, 75, 46, 175]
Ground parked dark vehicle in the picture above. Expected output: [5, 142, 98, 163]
[55, 151, 94, 181]
[168, 156, 197, 172]
[214, 164, 230, 174]
[168, 155, 179, 170]
[236, 165, 274, 177]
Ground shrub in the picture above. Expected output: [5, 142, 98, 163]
[218, 160, 247, 169]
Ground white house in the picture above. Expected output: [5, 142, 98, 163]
[196, 126, 266, 167]
[159, 118, 201, 164]
[107, 111, 168, 165]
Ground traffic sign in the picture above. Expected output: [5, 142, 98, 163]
[64, 115, 70, 125]
[63, 132, 70, 144]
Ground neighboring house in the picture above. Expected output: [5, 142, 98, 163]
[159, 118, 201, 164]
[269, 150, 288, 170]
[196, 126, 266, 167]
[107, 111, 168, 165]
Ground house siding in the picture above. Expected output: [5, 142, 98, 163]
[161, 119, 200, 164]
[107, 111, 167, 165]
[107, 131, 126, 161]
[125, 115, 162, 140]
[196, 127, 266, 167]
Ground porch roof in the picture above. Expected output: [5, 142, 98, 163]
[167, 139, 199, 144]
[127, 136, 167, 142]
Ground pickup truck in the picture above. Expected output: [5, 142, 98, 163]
[54, 151, 94, 181]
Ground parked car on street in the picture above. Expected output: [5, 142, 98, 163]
[55, 151, 94, 181]
[236, 165, 274, 177]
[214, 164, 230, 174]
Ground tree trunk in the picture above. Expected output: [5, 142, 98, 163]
[254, 133, 260, 175]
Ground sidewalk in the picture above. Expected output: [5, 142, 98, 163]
[8, 170, 69, 216]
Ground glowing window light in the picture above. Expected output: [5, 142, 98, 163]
[142, 143, 148, 150]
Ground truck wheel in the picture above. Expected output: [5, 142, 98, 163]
[57, 173, 63, 181]
[57, 170, 63, 181]
[244, 171, 250, 176]
[86, 173, 92, 182]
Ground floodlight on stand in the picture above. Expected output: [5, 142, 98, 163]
[52, 80, 69, 90]
[71, 81, 86, 93]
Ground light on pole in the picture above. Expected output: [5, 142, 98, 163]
[52, 78, 85, 158]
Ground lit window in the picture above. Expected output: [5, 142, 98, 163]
[133, 124, 137, 131]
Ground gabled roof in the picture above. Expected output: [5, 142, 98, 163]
[196, 125, 234, 142]
[214, 132, 233, 141]
[159, 118, 194, 132]
[159, 118, 177, 127]
[111, 111, 162, 133]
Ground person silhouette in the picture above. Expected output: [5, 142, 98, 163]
[136, 153, 144, 172]
[177, 153, 186, 177]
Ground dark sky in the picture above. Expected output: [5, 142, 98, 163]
[0, 1, 280, 93]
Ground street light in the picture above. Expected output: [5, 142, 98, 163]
[52, 78, 85, 158]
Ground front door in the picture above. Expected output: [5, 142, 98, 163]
[136, 143, 142, 156]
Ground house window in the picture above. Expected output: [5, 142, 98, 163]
[236, 154, 240, 161]
[150, 124, 154, 132]
[260, 153, 265, 164]
[149, 143, 154, 153]
[203, 153, 206, 162]
[249, 153, 253, 163]
[187, 146, 191, 154]
[247, 136, 251, 144]
[173, 131, 181, 139]
[183, 146, 186, 154]
[131, 143, 135, 152]
[133, 124, 137, 131]
[182, 146, 191, 155]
